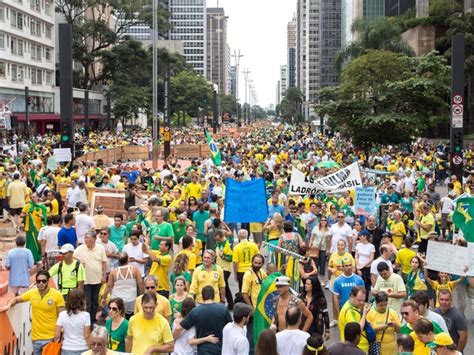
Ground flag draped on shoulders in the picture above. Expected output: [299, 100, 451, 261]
[24, 202, 47, 263]
[204, 129, 221, 166]
[452, 197, 474, 242]
[253, 272, 282, 341]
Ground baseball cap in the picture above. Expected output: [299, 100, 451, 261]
[60, 244, 75, 254]
[275, 276, 290, 287]
[427, 332, 454, 348]
[233, 302, 253, 318]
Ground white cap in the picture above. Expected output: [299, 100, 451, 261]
[60, 243, 75, 254]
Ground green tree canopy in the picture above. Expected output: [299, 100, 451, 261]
[317, 50, 450, 145]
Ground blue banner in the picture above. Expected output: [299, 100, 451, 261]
[354, 186, 376, 216]
[224, 178, 268, 223]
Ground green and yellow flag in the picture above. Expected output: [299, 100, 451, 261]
[204, 129, 221, 166]
[253, 272, 282, 341]
[452, 197, 474, 242]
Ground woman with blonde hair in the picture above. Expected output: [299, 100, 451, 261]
[264, 212, 284, 247]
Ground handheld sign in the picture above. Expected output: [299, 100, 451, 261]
[224, 178, 268, 223]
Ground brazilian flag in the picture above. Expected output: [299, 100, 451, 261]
[452, 197, 474, 242]
[204, 129, 222, 166]
[253, 272, 282, 340]
[24, 202, 47, 263]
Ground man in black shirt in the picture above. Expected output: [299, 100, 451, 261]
[364, 215, 384, 258]
[328, 322, 365, 355]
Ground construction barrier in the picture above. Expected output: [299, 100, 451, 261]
[76, 144, 211, 164]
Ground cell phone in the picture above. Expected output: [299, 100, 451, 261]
[387, 322, 394, 326]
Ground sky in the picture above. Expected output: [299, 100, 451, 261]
[214, 0, 296, 108]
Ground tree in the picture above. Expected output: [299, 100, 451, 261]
[219, 94, 237, 115]
[170, 71, 213, 117]
[319, 50, 450, 145]
[56, 0, 170, 89]
[280, 87, 303, 123]
[335, 17, 415, 71]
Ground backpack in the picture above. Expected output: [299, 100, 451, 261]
[58, 260, 81, 293]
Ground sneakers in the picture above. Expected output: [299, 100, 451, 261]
[325, 284, 330, 290]
[329, 320, 338, 328]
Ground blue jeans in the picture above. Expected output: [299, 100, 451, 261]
[62, 350, 88, 355]
[33, 339, 53, 355]
[84, 283, 101, 324]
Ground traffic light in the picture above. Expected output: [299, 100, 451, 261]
[453, 131, 462, 152]
[60, 121, 72, 147]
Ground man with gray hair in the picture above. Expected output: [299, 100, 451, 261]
[73, 230, 106, 323]
[233, 229, 259, 291]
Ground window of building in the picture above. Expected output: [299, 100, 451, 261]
[11, 10, 23, 30]
[45, 47, 51, 61]
[32, 44, 42, 60]
[0, 61, 5, 77]
[31, 0, 41, 12]
[45, 25, 52, 38]
[0, 6, 4, 22]
[31, 19, 41, 36]
[11, 38, 24, 56]
[0, 33, 4, 49]
[31, 68, 42, 85]
[11, 64, 24, 82]
[45, 71, 52, 84]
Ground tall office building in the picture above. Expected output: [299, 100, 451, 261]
[297, 0, 341, 120]
[229, 65, 237, 97]
[280, 65, 288, 100]
[169, 0, 207, 75]
[206, 7, 228, 94]
[385, 0, 415, 16]
[0, 0, 56, 125]
[287, 16, 296, 88]
[276, 80, 281, 105]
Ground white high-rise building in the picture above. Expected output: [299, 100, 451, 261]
[280, 65, 288, 100]
[0, 0, 56, 125]
[169, 0, 207, 75]
[207, 7, 229, 94]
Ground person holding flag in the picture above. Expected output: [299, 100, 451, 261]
[452, 194, 474, 242]
[253, 263, 282, 341]
[20, 192, 47, 263]
[205, 128, 222, 166]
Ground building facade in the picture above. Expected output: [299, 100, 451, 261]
[0, 0, 56, 127]
[169, 0, 207, 75]
[287, 16, 296, 88]
[297, 0, 341, 120]
[280, 65, 288, 100]
[206, 7, 228, 94]
[229, 65, 236, 97]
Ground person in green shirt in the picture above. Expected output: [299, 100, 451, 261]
[150, 210, 175, 250]
[105, 298, 129, 352]
[109, 213, 127, 252]
[172, 214, 190, 245]
[48, 243, 85, 297]
[192, 203, 210, 246]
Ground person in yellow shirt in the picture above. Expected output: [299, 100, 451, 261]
[389, 210, 406, 249]
[415, 203, 435, 253]
[242, 254, 266, 308]
[424, 270, 464, 308]
[133, 276, 172, 322]
[44, 190, 59, 216]
[214, 230, 233, 307]
[175, 235, 197, 272]
[126, 292, 174, 354]
[232, 229, 259, 291]
[189, 250, 225, 303]
[185, 175, 202, 200]
[395, 237, 417, 281]
[3, 270, 65, 353]
[143, 240, 172, 298]
[367, 292, 402, 355]
[450, 175, 462, 196]
[338, 286, 371, 353]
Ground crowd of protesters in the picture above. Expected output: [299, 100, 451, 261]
[1, 123, 473, 355]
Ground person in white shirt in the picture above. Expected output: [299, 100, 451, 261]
[403, 171, 416, 194]
[122, 230, 148, 277]
[96, 227, 119, 275]
[327, 211, 353, 253]
[65, 180, 81, 212]
[75, 203, 95, 244]
[222, 302, 253, 355]
[440, 189, 457, 239]
[370, 245, 394, 286]
[276, 306, 310, 355]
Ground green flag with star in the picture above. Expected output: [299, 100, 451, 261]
[452, 197, 474, 242]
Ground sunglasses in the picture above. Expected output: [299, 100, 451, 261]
[145, 286, 156, 290]
[100, 232, 108, 235]
[401, 312, 409, 316]
[338, 216, 344, 219]
[36, 279, 48, 284]
[109, 307, 119, 311]
[321, 219, 327, 222]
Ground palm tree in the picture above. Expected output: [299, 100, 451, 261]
[335, 17, 415, 71]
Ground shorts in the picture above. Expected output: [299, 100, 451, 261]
[9, 207, 22, 216]
[441, 213, 449, 229]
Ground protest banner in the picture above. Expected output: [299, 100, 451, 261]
[53, 148, 72, 162]
[426, 241, 469, 276]
[224, 178, 268, 223]
[289, 162, 362, 195]
[354, 187, 376, 216]
[47, 156, 58, 171]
